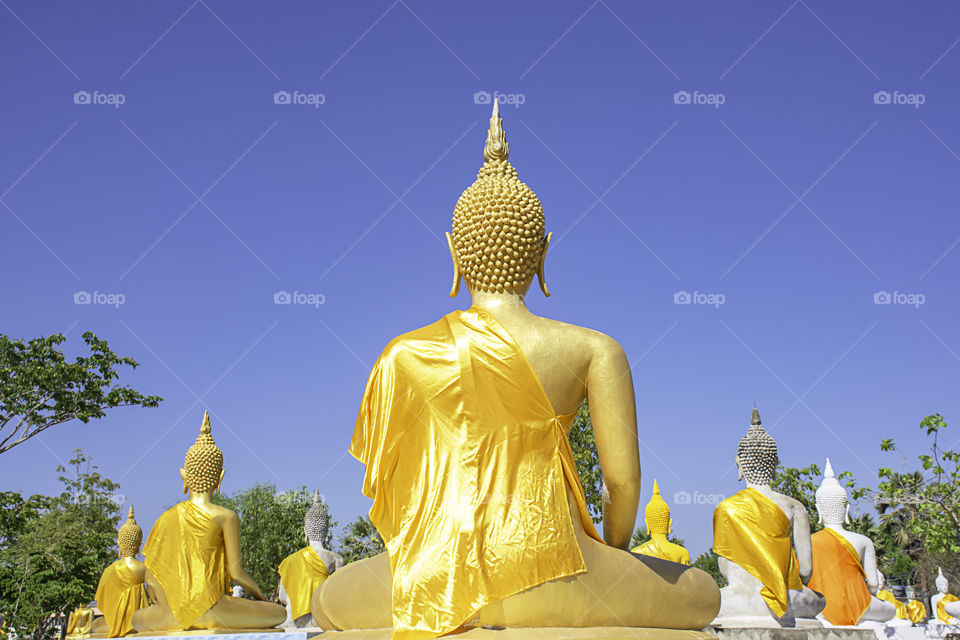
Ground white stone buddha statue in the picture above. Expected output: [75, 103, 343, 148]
[712, 409, 826, 627]
[808, 458, 895, 626]
[875, 570, 911, 626]
[931, 567, 960, 624]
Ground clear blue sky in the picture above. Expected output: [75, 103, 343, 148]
[2, 1, 960, 557]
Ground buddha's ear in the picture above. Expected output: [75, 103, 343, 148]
[179, 468, 188, 495]
[536, 232, 552, 297]
[735, 455, 743, 482]
[844, 503, 850, 525]
[667, 516, 673, 535]
[216, 469, 225, 495]
[446, 232, 461, 298]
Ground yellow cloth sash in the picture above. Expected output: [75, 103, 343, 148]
[278, 546, 329, 620]
[350, 307, 602, 640]
[713, 488, 803, 617]
[907, 599, 927, 623]
[143, 501, 230, 628]
[631, 538, 690, 565]
[808, 528, 872, 625]
[95, 560, 148, 637]
[876, 589, 908, 621]
[937, 593, 959, 623]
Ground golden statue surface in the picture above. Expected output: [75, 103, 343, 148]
[90, 506, 149, 637]
[131, 412, 286, 632]
[311, 102, 720, 639]
[631, 480, 690, 565]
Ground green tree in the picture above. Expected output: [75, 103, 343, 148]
[567, 400, 603, 523]
[0, 451, 122, 640]
[213, 484, 334, 600]
[0, 332, 162, 455]
[338, 516, 385, 564]
[692, 550, 727, 587]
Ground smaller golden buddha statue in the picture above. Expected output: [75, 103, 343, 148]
[277, 491, 343, 626]
[132, 412, 286, 632]
[91, 506, 149, 637]
[65, 603, 96, 639]
[630, 480, 690, 565]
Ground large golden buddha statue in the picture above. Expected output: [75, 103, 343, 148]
[92, 506, 149, 637]
[132, 412, 286, 632]
[311, 102, 720, 639]
[630, 480, 690, 565]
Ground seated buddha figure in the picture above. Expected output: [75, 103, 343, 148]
[932, 568, 960, 624]
[808, 459, 895, 626]
[132, 412, 286, 632]
[64, 603, 96, 639]
[277, 491, 343, 627]
[311, 101, 721, 639]
[905, 586, 928, 624]
[630, 480, 690, 565]
[713, 409, 826, 627]
[875, 570, 911, 626]
[91, 506, 149, 637]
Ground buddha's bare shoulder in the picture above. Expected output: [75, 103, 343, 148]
[529, 315, 627, 361]
[769, 491, 806, 520]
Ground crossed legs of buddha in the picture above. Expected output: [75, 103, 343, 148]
[312, 492, 721, 631]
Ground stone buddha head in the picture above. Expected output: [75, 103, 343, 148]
[906, 586, 917, 601]
[447, 100, 551, 299]
[304, 490, 329, 545]
[815, 458, 849, 526]
[180, 411, 224, 495]
[735, 408, 778, 486]
[645, 479, 672, 535]
[117, 505, 143, 558]
[937, 568, 949, 594]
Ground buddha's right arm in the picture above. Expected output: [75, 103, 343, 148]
[790, 502, 814, 583]
[586, 334, 641, 550]
[221, 511, 267, 600]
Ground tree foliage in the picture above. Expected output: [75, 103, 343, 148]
[213, 484, 334, 600]
[692, 550, 727, 587]
[567, 400, 603, 523]
[0, 452, 122, 640]
[338, 516, 385, 564]
[0, 332, 162, 455]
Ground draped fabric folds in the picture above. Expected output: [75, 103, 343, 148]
[95, 560, 148, 637]
[937, 593, 959, 623]
[631, 539, 690, 565]
[808, 528, 872, 626]
[907, 599, 927, 624]
[278, 546, 330, 619]
[713, 488, 803, 618]
[876, 589, 908, 621]
[143, 502, 230, 628]
[350, 307, 602, 640]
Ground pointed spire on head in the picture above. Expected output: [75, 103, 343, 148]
[652, 479, 660, 496]
[824, 457, 835, 480]
[312, 489, 322, 506]
[750, 407, 761, 426]
[201, 410, 212, 435]
[127, 505, 135, 521]
[484, 99, 509, 163]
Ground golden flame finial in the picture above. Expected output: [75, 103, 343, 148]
[201, 410, 212, 436]
[127, 505, 135, 520]
[483, 99, 509, 163]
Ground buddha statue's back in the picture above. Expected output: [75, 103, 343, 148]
[311, 102, 720, 639]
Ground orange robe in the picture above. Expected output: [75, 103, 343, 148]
[142, 502, 231, 628]
[350, 307, 602, 640]
[95, 560, 148, 637]
[713, 488, 803, 617]
[808, 528, 872, 625]
[278, 546, 330, 619]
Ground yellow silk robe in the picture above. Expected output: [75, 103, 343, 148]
[808, 528, 872, 626]
[95, 560, 148, 637]
[631, 539, 690, 565]
[142, 501, 230, 628]
[65, 607, 93, 637]
[713, 488, 803, 617]
[907, 599, 927, 623]
[350, 307, 602, 640]
[876, 589, 908, 621]
[278, 546, 329, 619]
[937, 593, 959, 623]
